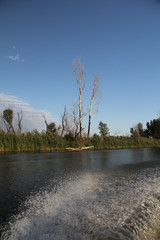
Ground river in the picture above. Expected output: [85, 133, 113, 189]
[0, 148, 160, 240]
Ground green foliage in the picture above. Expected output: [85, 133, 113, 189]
[3, 109, 15, 133]
[0, 130, 160, 153]
[146, 119, 160, 139]
[130, 122, 144, 137]
[0, 130, 71, 152]
[91, 134, 102, 148]
[98, 121, 109, 136]
[1, 116, 160, 153]
[3, 109, 13, 125]
[47, 122, 57, 134]
[84, 137, 93, 147]
[137, 122, 144, 137]
[64, 133, 75, 146]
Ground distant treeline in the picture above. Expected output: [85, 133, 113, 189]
[0, 130, 160, 153]
[1, 107, 160, 152]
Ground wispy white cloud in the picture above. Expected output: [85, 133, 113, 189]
[0, 93, 56, 132]
[6, 53, 24, 62]
[12, 46, 16, 50]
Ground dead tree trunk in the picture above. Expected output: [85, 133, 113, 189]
[17, 110, 23, 134]
[87, 115, 91, 138]
[42, 114, 49, 131]
[72, 100, 79, 137]
[87, 73, 101, 138]
[61, 106, 70, 137]
[73, 58, 86, 139]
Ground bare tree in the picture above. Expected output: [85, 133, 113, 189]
[72, 100, 79, 137]
[61, 106, 71, 137]
[17, 110, 23, 134]
[42, 114, 57, 134]
[42, 114, 49, 129]
[73, 58, 86, 139]
[42, 114, 49, 133]
[87, 73, 101, 138]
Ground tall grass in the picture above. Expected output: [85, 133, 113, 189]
[90, 134, 160, 150]
[0, 130, 70, 152]
[0, 131, 160, 153]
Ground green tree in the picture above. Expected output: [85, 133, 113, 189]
[2, 109, 15, 133]
[91, 133, 101, 147]
[47, 122, 57, 134]
[130, 122, 144, 137]
[137, 122, 144, 137]
[98, 121, 109, 136]
[146, 119, 160, 139]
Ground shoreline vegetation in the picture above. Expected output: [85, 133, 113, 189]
[1, 60, 160, 155]
[0, 131, 160, 154]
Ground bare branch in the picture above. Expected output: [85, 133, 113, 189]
[72, 100, 79, 137]
[42, 114, 49, 130]
[17, 110, 23, 134]
[61, 106, 72, 137]
[61, 106, 67, 137]
[87, 73, 101, 138]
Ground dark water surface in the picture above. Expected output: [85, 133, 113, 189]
[0, 148, 160, 239]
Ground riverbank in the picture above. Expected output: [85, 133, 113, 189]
[0, 146, 94, 154]
[0, 131, 160, 153]
[91, 135, 160, 150]
[0, 142, 160, 154]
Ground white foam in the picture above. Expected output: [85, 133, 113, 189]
[2, 168, 160, 240]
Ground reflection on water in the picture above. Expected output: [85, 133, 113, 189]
[0, 148, 160, 239]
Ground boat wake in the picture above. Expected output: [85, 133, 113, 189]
[2, 167, 160, 240]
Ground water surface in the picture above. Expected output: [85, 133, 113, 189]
[0, 148, 160, 239]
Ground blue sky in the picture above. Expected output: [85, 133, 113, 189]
[1, 0, 160, 135]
